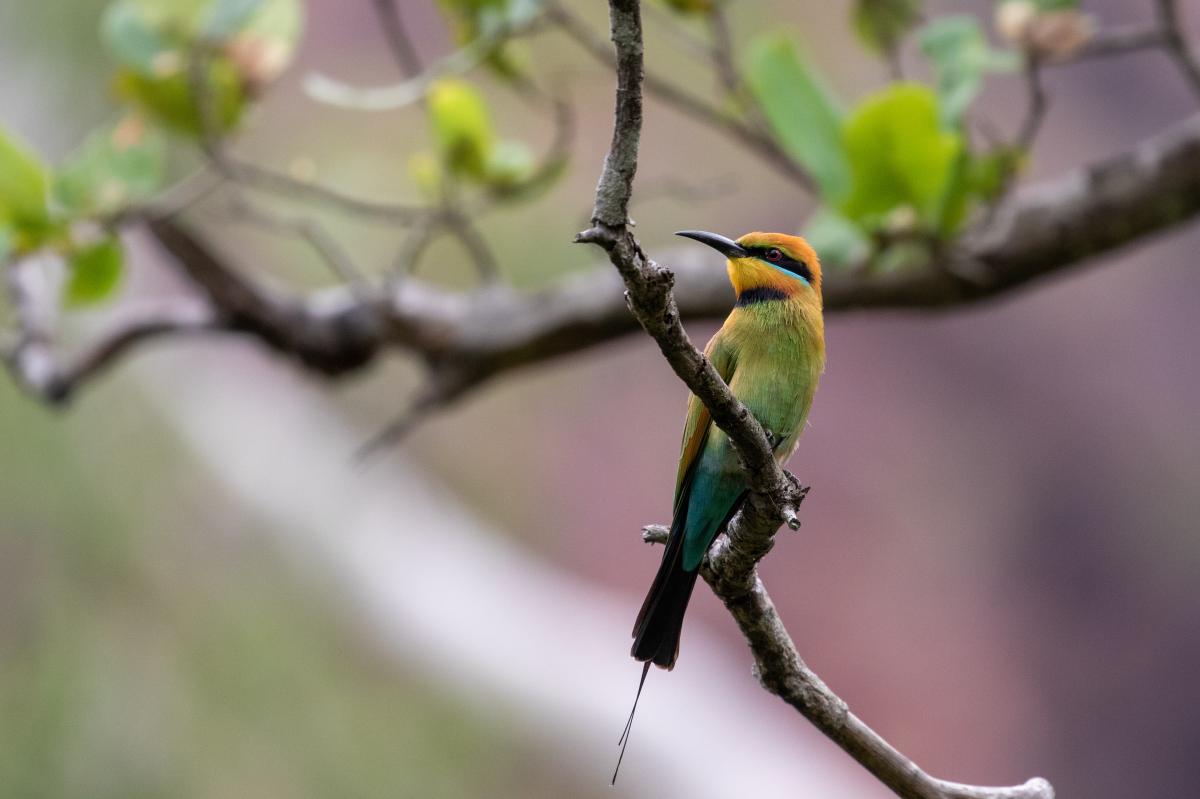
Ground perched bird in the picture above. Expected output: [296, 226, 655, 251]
[615, 231, 825, 780]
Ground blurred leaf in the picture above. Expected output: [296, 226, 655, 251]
[919, 16, 1018, 126]
[657, 0, 717, 14]
[114, 57, 246, 135]
[872, 239, 931, 273]
[100, 0, 183, 75]
[931, 146, 972, 235]
[437, 0, 538, 79]
[484, 140, 534, 188]
[65, 237, 124, 306]
[968, 145, 1022, 200]
[222, 0, 303, 88]
[204, 0, 266, 37]
[746, 33, 849, 201]
[488, 146, 567, 202]
[853, 0, 922, 55]
[428, 78, 495, 179]
[1026, 0, 1079, 9]
[53, 117, 167, 217]
[803, 206, 869, 268]
[408, 151, 445, 198]
[0, 226, 13, 264]
[839, 83, 963, 229]
[103, 0, 302, 89]
[0, 128, 50, 229]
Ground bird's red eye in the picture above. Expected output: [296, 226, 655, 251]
[766, 248, 783, 262]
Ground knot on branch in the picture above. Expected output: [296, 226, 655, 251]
[574, 224, 620, 250]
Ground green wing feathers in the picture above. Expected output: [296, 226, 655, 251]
[633, 337, 741, 668]
[673, 336, 736, 505]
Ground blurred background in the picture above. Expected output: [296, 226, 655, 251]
[1, 1, 1199, 797]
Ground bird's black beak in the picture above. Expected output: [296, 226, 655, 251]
[675, 230, 748, 259]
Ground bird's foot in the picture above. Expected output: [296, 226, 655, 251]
[763, 427, 783, 450]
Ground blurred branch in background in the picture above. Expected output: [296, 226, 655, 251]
[3, 0, 1199, 435]
[131, 338, 877, 799]
[1157, 0, 1200, 99]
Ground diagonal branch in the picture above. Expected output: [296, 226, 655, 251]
[41, 106, 1194, 420]
[576, 0, 799, 522]
[546, 0, 815, 192]
[1157, 0, 1200, 100]
[3, 258, 218, 404]
[580, 2, 1053, 798]
[372, 0, 423, 78]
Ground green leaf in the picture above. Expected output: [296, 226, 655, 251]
[486, 143, 567, 202]
[484, 140, 534, 189]
[1024, 0, 1079, 10]
[66, 237, 124, 306]
[839, 83, 964, 229]
[803, 207, 869, 268]
[428, 78, 495, 179]
[853, 0, 922, 55]
[746, 33, 849, 201]
[101, 0, 183, 75]
[408, 151, 445, 199]
[656, 0, 717, 14]
[114, 56, 246, 135]
[919, 16, 1019, 126]
[204, 0, 267, 38]
[967, 145, 1022, 201]
[0, 226, 13, 265]
[0, 127, 50, 229]
[53, 118, 167, 217]
[103, 0, 302, 87]
[223, 0, 304, 87]
[437, 0, 536, 79]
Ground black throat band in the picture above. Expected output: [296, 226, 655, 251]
[736, 287, 788, 306]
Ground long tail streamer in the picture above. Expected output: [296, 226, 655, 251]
[612, 661, 653, 785]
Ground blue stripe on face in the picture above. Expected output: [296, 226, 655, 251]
[759, 259, 811, 285]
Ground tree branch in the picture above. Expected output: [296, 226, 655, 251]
[1157, 0, 1200, 100]
[3, 258, 217, 404]
[11, 12, 1200, 463]
[372, 0, 423, 78]
[576, 0, 799, 522]
[546, 0, 816, 192]
[40, 107, 1192, 419]
[581, 3, 1053, 798]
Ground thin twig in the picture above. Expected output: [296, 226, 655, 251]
[187, 50, 431, 224]
[372, 0, 423, 78]
[221, 195, 377, 300]
[304, 13, 548, 112]
[546, 0, 816, 193]
[706, 5, 742, 100]
[3, 258, 218, 403]
[1157, 0, 1200, 100]
[1016, 54, 1047, 150]
[355, 371, 472, 461]
[1069, 23, 1165, 62]
[641, 0, 710, 61]
[443, 209, 501, 282]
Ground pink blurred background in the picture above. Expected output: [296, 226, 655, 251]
[1, 1, 1198, 797]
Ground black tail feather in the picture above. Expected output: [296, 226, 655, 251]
[630, 524, 700, 670]
[611, 661, 652, 784]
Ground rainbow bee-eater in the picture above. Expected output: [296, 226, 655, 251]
[615, 231, 825, 780]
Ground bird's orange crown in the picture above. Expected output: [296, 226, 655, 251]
[727, 231, 821, 300]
